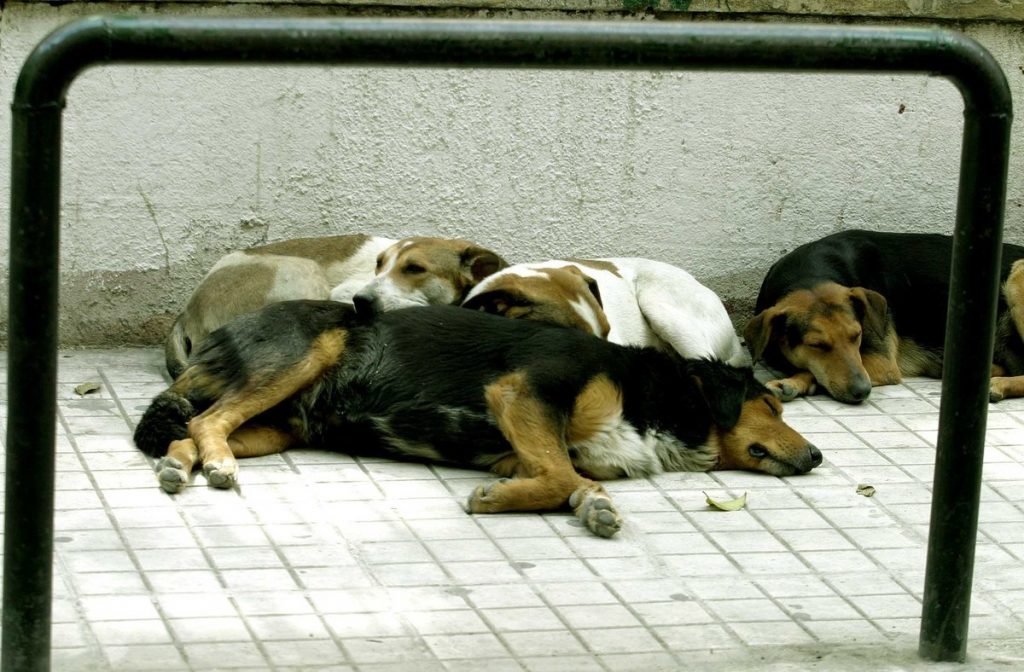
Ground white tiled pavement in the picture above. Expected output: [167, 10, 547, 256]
[2, 348, 1024, 670]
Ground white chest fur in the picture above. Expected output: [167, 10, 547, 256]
[569, 413, 716, 480]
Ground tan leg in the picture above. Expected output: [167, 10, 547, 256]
[191, 400, 295, 488]
[990, 375, 1024, 402]
[862, 351, 902, 386]
[154, 438, 199, 494]
[1003, 260, 1024, 336]
[765, 370, 817, 402]
[863, 322, 903, 384]
[190, 329, 345, 488]
[153, 425, 300, 493]
[466, 372, 622, 537]
[227, 425, 297, 457]
[991, 261, 1024, 403]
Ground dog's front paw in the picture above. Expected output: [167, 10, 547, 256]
[202, 460, 238, 489]
[990, 377, 1008, 403]
[766, 376, 815, 402]
[155, 456, 189, 494]
[569, 487, 622, 538]
[766, 378, 799, 402]
[466, 478, 511, 513]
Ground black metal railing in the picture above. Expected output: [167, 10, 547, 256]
[4, 16, 1012, 671]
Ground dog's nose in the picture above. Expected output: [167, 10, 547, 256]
[352, 292, 375, 317]
[808, 444, 823, 468]
[847, 377, 872, 403]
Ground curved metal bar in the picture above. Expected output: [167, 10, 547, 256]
[15, 17, 1013, 112]
[5, 16, 1012, 670]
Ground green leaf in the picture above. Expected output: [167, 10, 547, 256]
[74, 382, 102, 396]
[703, 491, 747, 511]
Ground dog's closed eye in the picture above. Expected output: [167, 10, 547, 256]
[748, 444, 769, 459]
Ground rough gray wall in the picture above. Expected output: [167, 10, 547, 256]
[1, 2, 1021, 346]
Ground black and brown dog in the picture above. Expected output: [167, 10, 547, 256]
[134, 302, 820, 537]
[746, 229, 1024, 404]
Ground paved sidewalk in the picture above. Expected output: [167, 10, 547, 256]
[2, 348, 1024, 671]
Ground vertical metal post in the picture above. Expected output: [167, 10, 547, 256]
[919, 107, 1012, 661]
[3, 104, 63, 672]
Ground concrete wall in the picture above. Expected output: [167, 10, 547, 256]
[1, 1, 1022, 346]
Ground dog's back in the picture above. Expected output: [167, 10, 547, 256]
[298, 306, 811, 476]
[756, 230, 1024, 350]
[165, 234, 393, 378]
[464, 257, 750, 367]
[299, 306, 645, 466]
[150, 303, 669, 471]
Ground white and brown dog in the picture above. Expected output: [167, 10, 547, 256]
[352, 236, 507, 315]
[462, 258, 750, 367]
[165, 234, 507, 377]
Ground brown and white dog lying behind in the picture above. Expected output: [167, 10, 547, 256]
[745, 229, 1024, 403]
[462, 258, 751, 367]
[134, 302, 821, 538]
[164, 234, 507, 378]
[352, 236, 508, 315]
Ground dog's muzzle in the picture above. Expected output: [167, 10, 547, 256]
[807, 444, 823, 469]
[352, 291, 379, 317]
[836, 375, 872, 404]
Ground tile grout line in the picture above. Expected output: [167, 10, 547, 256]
[256, 447, 374, 667]
[683, 472, 841, 646]
[757, 398, 931, 635]
[533, 489, 693, 668]
[52, 402, 114, 671]
[707, 401, 921, 642]
[589, 478, 747, 667]
[19, 352, 1024, 668]
[645, 474, 803, 648]
[875, 383, 1024, 632]
[98, 365, 285, 672]
[427, 463, 620, 671]
[817, 386, 1024, 626]
[58, 365, 196, 669]
[232, 483, 360, 670]
[343, 456, 478, 671]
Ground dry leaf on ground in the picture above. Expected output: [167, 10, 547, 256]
[703, 491, 747, 511]
[74, 382, 102, 396]
[856, 483, 876, 497]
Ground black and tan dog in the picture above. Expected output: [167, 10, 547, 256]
[746, 229, 1024, 403]
[134, 302, 820, 537]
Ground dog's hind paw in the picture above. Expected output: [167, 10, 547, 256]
[202, 461, 238, 489]
[155, 456, 188, 494]
[466, 478, 511, 513]
[569, 487, 622, 538]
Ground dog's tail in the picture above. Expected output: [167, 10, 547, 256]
[164, 316, 191, 380]
[133, 391, 196, 457]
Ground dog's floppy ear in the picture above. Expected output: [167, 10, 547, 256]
[460, 247, 509, 283]
[743, 308, 785, 362]
[462, 289, 520, 316]
[562, 265, 604, 308]
[689, 361, 748, 430]
[849, 287, 889, 341]
[584, 274, 603, 307]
